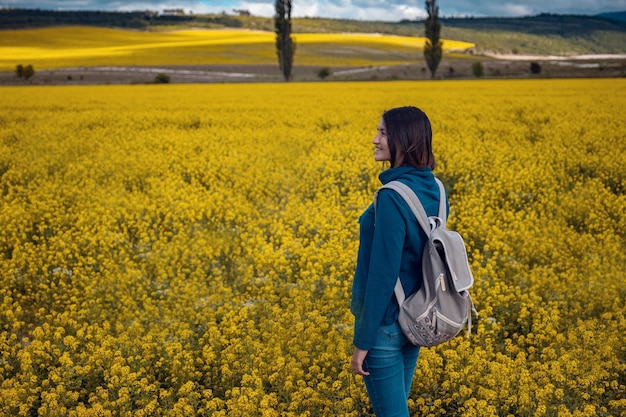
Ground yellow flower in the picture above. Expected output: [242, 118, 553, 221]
[0, 79, 624, 417]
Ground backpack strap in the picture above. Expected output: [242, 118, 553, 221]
[379, 181, 430, 235]
[435, 178, 447, 226]
[380, 179, 447, 235]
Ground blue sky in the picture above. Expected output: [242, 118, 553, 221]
[2, 0, 625, 21]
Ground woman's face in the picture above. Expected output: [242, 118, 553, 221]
[373, 118, 391, 162]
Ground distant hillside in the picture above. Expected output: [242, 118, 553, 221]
[1, 8, 626, 55]
[437, 13, 626, 55]
[441, 13, 626, 34]
[599, 11, 626, 23]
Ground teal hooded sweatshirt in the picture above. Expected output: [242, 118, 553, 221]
[350, 165, 449, 350]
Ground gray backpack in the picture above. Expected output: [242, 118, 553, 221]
[377, 179, 475, 347]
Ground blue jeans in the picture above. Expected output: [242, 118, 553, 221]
[362, 321, 421, 417]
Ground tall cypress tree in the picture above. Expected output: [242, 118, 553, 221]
[274, 0, 295, 81]
[424, 0, 442, 79]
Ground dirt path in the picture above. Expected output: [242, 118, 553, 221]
[1, 55, 625, 86]
[485, 53, 626, 61]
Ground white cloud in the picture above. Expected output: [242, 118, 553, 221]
[241, 2, 275, 17]
[485, 3, 535, 17]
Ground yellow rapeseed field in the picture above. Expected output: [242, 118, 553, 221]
[0, 79, 624, 417]
[0, 26, 474, 70]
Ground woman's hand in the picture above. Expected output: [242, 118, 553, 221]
[351, 347, 370, 376]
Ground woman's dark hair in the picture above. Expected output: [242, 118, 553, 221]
[382, 106, 436, 169]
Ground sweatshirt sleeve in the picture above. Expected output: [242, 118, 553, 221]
[353, 189, 406, 350]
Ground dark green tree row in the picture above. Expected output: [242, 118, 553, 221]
[0, 8, 244, 29]
[15, 64, 35, 79]
[424, 0, 442, 78]
[274, 0, 296, 81]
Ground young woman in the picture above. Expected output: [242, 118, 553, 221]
[350, 106, 448, 416]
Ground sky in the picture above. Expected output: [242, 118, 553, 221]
[2, 0, 626, 22]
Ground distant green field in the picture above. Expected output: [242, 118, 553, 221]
[0, 26, 474, 71]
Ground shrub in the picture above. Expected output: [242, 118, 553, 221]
[317, 67, 332, 80]
[23, 65, 35, 79]
[472, 61, 484, 78]
[530, 62, 542, 74]
[154, 73, 171, 83]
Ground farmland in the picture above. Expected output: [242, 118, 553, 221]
[0, 79, 625, 416]
[0, 25, 480, 84]
[0, 26, 477, 71]
[2, 18, 626, 84]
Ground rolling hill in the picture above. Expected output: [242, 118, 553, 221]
[1, 8, 626, 56]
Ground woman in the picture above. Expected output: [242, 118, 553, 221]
[350, 106, 448, 416]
